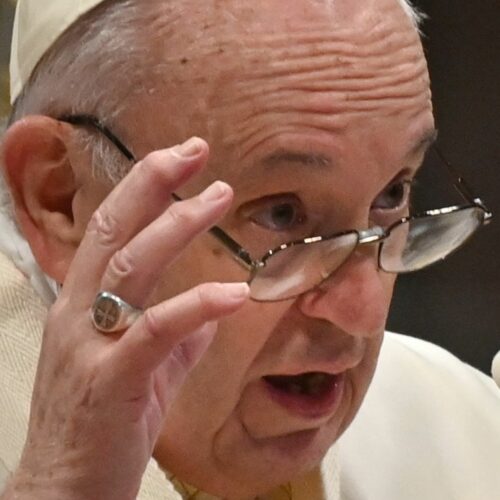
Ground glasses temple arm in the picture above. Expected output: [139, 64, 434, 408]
[59, 114, 137, 162]
[170, 194, 255, 268]
[433, 146, 492, 220]
[59, 114, 256, 267]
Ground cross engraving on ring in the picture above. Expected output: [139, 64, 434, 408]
[93, 297, 120, 330]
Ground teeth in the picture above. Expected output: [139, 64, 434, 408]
[306, 373, 329, 395]
[266, 372, 333, 397]
[289, 382, 303, 395]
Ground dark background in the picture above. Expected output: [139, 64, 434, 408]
[1, 1, 499, 373]
[387, 0, 500, 374]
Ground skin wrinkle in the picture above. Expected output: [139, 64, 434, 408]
[121, 7, 428, 171]
[221, 69, 430, 150]
[238, 57, 427, 93]
[231, 68, 428, 107]
[225, 47, 427, 102]
[223, 93, 430, 163]
[181, 9, 418, 67]
[233, 31, 418, 70]
[187, 24, 430, 163]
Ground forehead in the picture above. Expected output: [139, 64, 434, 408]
[126, 0, 432, 186]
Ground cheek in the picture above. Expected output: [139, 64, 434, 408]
[350, 267, 397, 334]
[157, 296, 291, 431]
[153, 301, 291, 486]
[378, 271, 398, 317]
[148, 232, 290, 432]
[148, 234, 250, 304]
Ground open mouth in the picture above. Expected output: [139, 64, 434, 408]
[262, 371, 344, 418]
[264, 372, 337, 398]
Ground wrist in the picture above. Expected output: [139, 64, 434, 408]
[4, 453, 141, 500]
[2, 465, 88, 500]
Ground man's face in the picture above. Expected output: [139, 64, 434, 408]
[81, 0, 433, 495]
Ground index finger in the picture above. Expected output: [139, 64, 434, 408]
[64, 137, 208, 305]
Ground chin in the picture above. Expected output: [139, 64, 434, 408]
[208, 419, 348, 497]
[157, 418, 344, 499]
[156, 378, 361, 498]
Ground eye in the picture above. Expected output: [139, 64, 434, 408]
[372, 180, 413, 211]
[245, 194, 307, 232]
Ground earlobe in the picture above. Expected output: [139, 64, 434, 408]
[1, 115, 81, 282]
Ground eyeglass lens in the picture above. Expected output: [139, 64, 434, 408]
[249, 207, 484, 301]
[380, 207, 484, 273]
[250, 233, 359, 301]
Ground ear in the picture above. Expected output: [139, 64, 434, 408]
[1, 115, 95, 283]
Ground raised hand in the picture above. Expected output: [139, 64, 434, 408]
[4, 138, 249, 500]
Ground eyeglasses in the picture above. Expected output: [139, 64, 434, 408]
[59, 114, 492, 302]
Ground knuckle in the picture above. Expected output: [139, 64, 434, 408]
[45, 301, 65, 331]
[104, 247, 136, 284]
[167, 201, 198, 228]
[45, 297, 76, 334]
[140, 151, 175, 184]
[142, 307, 165, 342]
[87, 208, 122, 247]
[170, 342, 192, 372]
[141, 150, 168, 170]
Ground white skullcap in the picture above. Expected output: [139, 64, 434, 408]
[10, 0, 106, 104]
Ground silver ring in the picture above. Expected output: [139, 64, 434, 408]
[91, 291, 142, 333]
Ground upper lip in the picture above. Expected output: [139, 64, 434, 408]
[262, 355, 363, 378]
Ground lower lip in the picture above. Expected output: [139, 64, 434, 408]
[262, 374, 345, 420]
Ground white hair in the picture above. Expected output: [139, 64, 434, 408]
[399, 0, 426, 27]
[1, 0, 149, 219]
[1, 0, 425, 217]
[9, 0, 152, 183]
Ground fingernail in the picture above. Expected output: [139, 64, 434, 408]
[172, 137, 204, 158]
[225, 282, 250, 301]
[200, 181, 230, 202]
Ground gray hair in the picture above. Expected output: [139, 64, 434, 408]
[9, 0, 153, 183]
[1, 0, 148, 219]
[1, 0, 425, 216]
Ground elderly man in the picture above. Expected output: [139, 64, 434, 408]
[1, 0, 499, 498]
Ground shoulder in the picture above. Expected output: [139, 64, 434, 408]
[337, 332, 500, 500]
[377, 332, 499, 399]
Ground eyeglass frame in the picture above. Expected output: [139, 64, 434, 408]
[58, 113, 493, 297]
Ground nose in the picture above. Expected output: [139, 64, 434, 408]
[296, 248, 393, 338]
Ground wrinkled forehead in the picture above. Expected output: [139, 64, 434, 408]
[150, 0, 420, 57]
[126, 0, 428, 152]
[164, 0, 417, 37]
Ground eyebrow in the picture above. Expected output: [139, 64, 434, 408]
[261, 150, 332, 169]
[259, 128, 438, 171]
[406, 128, 438, 158]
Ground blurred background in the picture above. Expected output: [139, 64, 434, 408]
[388, 0, 500, 375]
[0, 1, 14, 121]
[0, 0, 499, 373]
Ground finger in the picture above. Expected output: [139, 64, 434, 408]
[108, 282, 249, 377]
[63, 137, 209, 304]
[100, 181, 233, 307]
